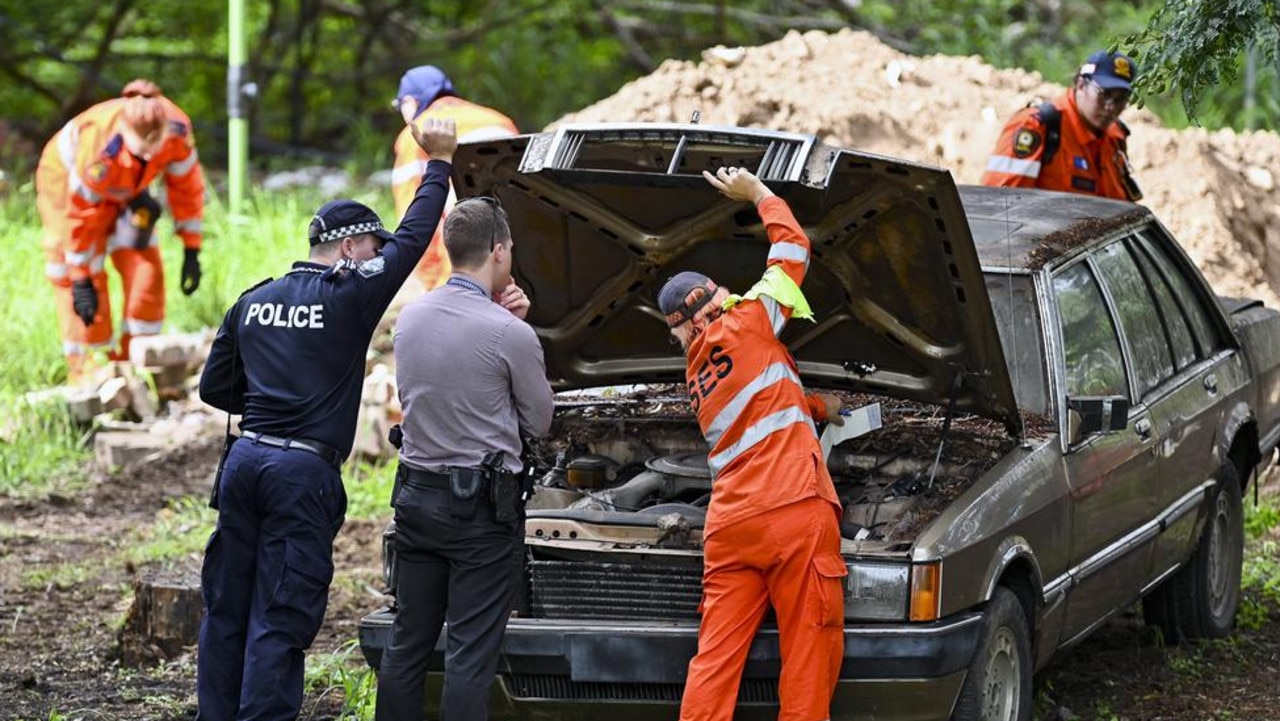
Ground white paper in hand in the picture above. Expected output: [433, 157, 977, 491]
[820, 403, 883, 461]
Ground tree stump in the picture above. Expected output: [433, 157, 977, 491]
[117, 566, 203, 666]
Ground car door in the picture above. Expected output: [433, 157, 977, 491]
[1052, 255, 1160, 644]
[1126, 228, 1240, 577]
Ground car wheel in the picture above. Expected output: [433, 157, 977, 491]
[1142, 462, 1244, 642]
[951, 587, 1032, 721]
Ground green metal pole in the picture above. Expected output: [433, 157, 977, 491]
[228, 0, 248, 216]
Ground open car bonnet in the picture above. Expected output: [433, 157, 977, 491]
[450, 123, 1021, 434]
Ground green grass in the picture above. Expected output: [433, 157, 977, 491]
[304, 638, 377, 720]
[125, 495, 217, 565]
[344, 459, 397, 521]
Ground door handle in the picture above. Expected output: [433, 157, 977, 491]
[1203, 374, 1218, 393]
[1134, 418, 1152, 437]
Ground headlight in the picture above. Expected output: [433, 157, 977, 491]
[843, 561, 944, 621]
[844, 562, 910, 620]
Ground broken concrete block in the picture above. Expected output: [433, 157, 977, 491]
[94, 430, 170, 470]
[127, 331, 210, 370]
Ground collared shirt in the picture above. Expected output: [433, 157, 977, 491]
[981, 90, 1136, 201]
[198, 160, 453, 458]
[394, 278, 554, 474]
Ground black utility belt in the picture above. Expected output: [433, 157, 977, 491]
[399, 464, 521, 522]
[241, 431, 343, 468]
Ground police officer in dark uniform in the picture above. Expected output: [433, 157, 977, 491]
[375, 198, 554, 721]
[195, 118, 457, 721]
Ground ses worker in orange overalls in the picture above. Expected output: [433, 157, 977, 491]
[982, 50, 1142, 201]
[658, 166, 847, 721]
[36, 79, 205, 378]
[391, 65, 517, 291]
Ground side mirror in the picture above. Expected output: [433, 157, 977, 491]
[1066, 395, 1131, 444]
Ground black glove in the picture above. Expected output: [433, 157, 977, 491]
[71, 277, 98, 327]
[181, 248, 201, 296]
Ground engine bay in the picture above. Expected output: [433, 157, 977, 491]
[524, 386, 1027, 552]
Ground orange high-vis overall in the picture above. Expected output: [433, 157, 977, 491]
[35, 95, 205, 372]
[981, 90, 1136, 201]
[392, 96, 517, 291]
[678, 196, 845, 721]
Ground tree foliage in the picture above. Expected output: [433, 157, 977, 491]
[0, 0, 1273, 176]
[1125, 0, 1280, 127]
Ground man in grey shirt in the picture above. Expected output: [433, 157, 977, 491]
[376, 196, 553, 721]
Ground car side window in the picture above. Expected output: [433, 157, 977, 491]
[1128, 236, 1196, 370]
[1092, 241, 1174, 398]
[1135, 229, 1226, 358]
[1053, 262, 1128, 398]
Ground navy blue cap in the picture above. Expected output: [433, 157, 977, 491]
[1081, 51, 1138, 91]
[396, 65, 456, 118]
[308, 200, 394, 247]
[658, 271, 719, 327]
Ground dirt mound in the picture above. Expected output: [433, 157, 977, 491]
[559, 28, 1280, 308]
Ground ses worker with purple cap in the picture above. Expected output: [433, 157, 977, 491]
[983, 50, 1143, 201]
[391, 65, 519, 291]
[194, 117, 457, 721]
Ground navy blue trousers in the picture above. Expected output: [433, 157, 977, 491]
[374, 481, 521, 721]
[196, 438, 347, 721]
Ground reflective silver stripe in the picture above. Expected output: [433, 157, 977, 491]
[123, 318, 164, 335]
[761, 296, 787, 336]
[63, 341, 84, 355]
[705, 362, 803, 446]
[708, 405, 815, 477]
[985, 155, 1041, 178]
[46, 262, 68, 280]
[768, 242, 808, 264]
[64, 250, 93, 266]
[174, 219, 202, 233]
[392, 160, 431, 185]
[56, 122, 78, 166]
[166, 149, 199, 177]
[70, 172, 102, 203]
[88, 253, 106, 274]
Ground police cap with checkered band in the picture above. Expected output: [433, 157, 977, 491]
[308, 199, 395, 247]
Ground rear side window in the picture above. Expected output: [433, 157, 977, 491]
[1054, 262, 1128, 398]
[1093, 242, 1174, 398]
[1128, 237, 1196, 370]
[1134, 229, 1225, 357]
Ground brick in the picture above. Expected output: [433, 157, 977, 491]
[94, 431, 170, 470]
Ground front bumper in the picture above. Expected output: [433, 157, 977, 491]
[358, 610, 983, 721]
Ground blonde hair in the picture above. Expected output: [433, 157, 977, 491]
[120, 79, 166, 139]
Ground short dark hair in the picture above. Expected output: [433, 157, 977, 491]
[444, 197, 510, 268]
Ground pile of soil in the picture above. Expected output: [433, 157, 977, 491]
[559, 28, 1280, 308]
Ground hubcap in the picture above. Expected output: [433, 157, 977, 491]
[981, 626, 1020, 720]
[1207, 492, 1231, 619]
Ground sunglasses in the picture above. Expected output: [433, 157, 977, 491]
[1087, 79, 1131, 109]
[473, 196, 504, 251]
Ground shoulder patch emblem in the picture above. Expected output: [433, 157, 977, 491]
[86, 160, 109, 184]
[168, 119, 189, 137]
[356, 256, 386, 278]
[1013, 128, 1041, 158]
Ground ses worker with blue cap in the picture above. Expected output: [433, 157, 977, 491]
[391, 65, 519, 292]
[983, 50, 1143, 201]
[193, 117, 457, 721]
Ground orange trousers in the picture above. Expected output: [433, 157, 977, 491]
[680, 497, 846, 721]
[47, 243, 166, 375]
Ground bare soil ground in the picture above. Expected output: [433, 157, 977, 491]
[0, 441, 1276, 721]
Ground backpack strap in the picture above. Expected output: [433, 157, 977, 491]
[1034, 102, 1062, 165]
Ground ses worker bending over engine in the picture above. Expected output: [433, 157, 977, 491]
[658, 166, 848, 721]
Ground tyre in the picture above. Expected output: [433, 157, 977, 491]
[951, 586, 1032, 721]
[1142, 463, 1244, 642]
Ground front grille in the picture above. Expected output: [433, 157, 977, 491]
[529, 559, 702, 621]
[504, 674, 779, 703]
